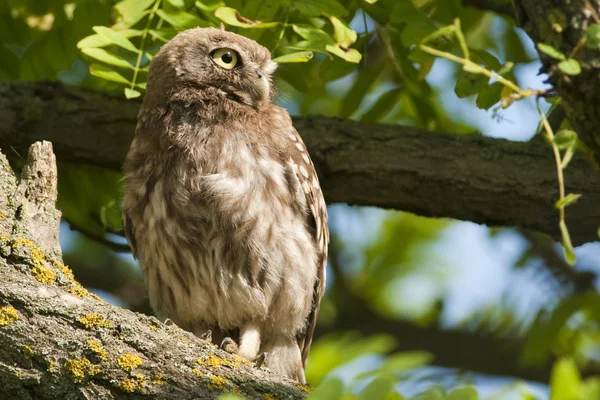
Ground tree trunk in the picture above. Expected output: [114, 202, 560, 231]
[0, 142, 306, 399]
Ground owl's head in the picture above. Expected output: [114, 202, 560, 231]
[148, 27, 277, 110]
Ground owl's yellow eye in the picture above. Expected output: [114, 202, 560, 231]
[211, 48, 239, 69]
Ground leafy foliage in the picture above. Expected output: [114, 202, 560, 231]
[2, 0, 600, 399]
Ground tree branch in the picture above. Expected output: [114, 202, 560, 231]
[0, 141, 306, 399]
[1, 81, 597, 245]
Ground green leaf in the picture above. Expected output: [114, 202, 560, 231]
[272, 51, 313, 63]
[92, 26, 138, 52]
[537, 43, 566, 60]
[360, 88, 402, 122]
[293, 25, 335, 48]
[553, 129, 578, 149]
[359, 375, 395, 400]
[558, 59, 581, 75]
[214, 7, 278, 28]
[390, 1, 424, 24]
[561, 147, 574, 169]
[114, 0, 155, 28]
[296, 0, 348, 18]
[448, 387, 478, 400]
[470, 49, 501, 71]
[81, 48, 134, 69]
[454, 73, 489, 98]
[307, 378, 345, 400]
[157, 8, 207, 29]
[330, 16, 357, 47]
[413, 386, 446, 400]
[148, 28, 178, 43]
[319, 57, 356, 82]
[89, 64, 131, 84]
[475, 82, 503, 110]
[364, 0, 378, 3]
[326, 44, 362, 63]
[585, 24, 600, 48]
[402, 22, 436, 47]
[77, 29, 141, 49]
[381, 351, 433, 373]
[341, 65, 384, 118]
[124, 88, 141, 98]
[555, 193, 582, 209]
[550, 359, 581, 400]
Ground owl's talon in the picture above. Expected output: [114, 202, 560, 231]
[199, 330, 212, 342]
[163, 318, 174, 326]
[253, 352, 268, 369]
[220, 337, 239, 354]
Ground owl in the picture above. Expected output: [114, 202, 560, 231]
[121, 27, 329, 383]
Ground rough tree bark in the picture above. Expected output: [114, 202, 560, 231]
[0, 142, 306, 399]
[515, 0, 600, 159]
[1, 81, 599, 246]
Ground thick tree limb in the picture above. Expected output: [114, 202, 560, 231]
[515, 0, 600, 159]
[1, 81, 599, 245]
[0, 141, 306, 399]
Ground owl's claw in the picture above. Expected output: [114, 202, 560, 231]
[199, 330, 212, 342]
[163, 318, 174, 326]
[253, 352, 268, 369]
[220, 337, 239, 354]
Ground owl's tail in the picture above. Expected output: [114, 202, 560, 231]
[262, 337, 305, 383]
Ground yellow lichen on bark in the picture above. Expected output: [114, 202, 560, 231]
[78, 313, 113, 329]
[0, 305, 18, 326]
[87, 339, 108, 361]
[117, 354, 143, 372]
[64, 357, 99, 383]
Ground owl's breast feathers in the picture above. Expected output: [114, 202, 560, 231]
[122, 103, 328, 364]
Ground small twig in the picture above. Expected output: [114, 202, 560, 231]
[66, 220, 132, 253]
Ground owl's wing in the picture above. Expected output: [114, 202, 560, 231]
[284, 126, 329, 368]
[122, 213, 138, 259]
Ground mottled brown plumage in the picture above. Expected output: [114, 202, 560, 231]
[121, 27, 328, 383]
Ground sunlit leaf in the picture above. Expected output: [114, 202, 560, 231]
[114, 0, 155, 28]
[157, 8, 207, 29]
[448, 387, 478, 400]
[550, 359, 581, 400]
[585, 24, 600, 48]
[553, 129, 578, 149]
[272, 51, 313, 63]
[77, 29, 141, 49]
[326, 44, 362, 63]
[555, 193, 582, 209]
[307, 377, 345, 400]
[81, 48, 135, 69]
[89, 64, 131, 84]
[148, 28, 178, 43]
[537, 43, 566, 60]
[124, 88, 141, 99]
[329, 16, 357, 47]
[558, 59, 581, 75]
[92, 26, 138, 52]
[359, 375, 395, 400]
[214, 7, 278, 28]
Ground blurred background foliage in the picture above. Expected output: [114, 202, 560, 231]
[2, 0, 600, 399]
